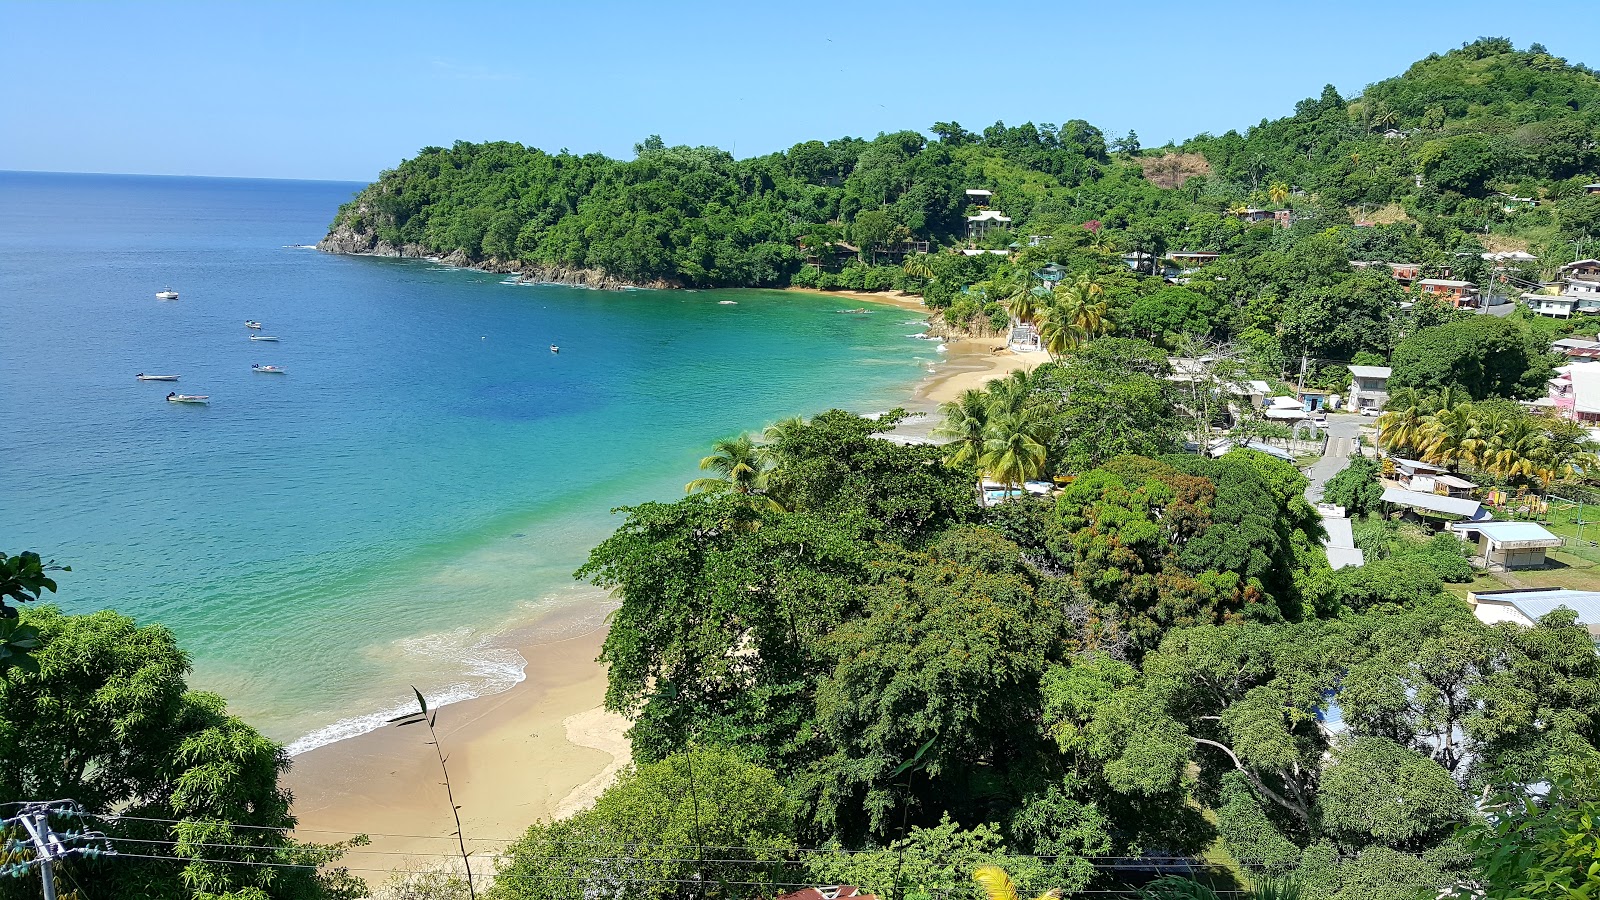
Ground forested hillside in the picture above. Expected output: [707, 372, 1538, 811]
[323, 38, 1600, 293]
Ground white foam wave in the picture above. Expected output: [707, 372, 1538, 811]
[281, 244, 319, 250]
[284, 628, 527, 756]
[935, 344, 948, 353]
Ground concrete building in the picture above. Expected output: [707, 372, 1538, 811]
[965, 209, 1012, 240]
[1416, 278, 1480, 306]
[1320, 509, 1365, 570]
[1469, 587, 1600, 636]
[1453, 520, 1563, 570]
[1347, 364, 1392, 413]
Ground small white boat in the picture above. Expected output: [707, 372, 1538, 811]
[252, 364, 285, 374]
[550, 344, 559, 353]
[156, 288, 179, 300]
[245, 320, 262, 329]
[136, 373, 179, 381]
[249, 335, 280, 342]
[166, 393, 209, 404]
[718, 300, 738, 305]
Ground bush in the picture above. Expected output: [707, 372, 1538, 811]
[984, 302, 1010, 333]
[1336, 556, 1444, 610]
[1322, 456, 1384, 517]
[790, 265, 819, 288]
[1215, 773, 1302, 875]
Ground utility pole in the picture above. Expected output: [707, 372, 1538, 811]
[4, 800, 115, 900]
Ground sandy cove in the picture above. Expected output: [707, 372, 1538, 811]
[283, 289, 1048, 884]
[284, 601, 629, 876]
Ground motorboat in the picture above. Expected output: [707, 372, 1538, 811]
[156, 288, 179, 300]
[166, 393, 209, 404]
[718, 300, 738, 305]
[249, 335, 280, 342]
[550, 344, 559, 353]
[136, 374, 179, 381]
[245, 320, 262, 329]
[252, 364, 286, 374]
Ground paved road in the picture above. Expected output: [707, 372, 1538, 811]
[1305, 414, 1371, 503]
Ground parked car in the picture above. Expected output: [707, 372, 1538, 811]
[1313, 412, 1329, 427]
[1360, 405, 1381, 416]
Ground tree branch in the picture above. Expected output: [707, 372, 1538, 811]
[1192, 737, 1310, 825]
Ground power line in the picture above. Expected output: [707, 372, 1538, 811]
[87, 812, 1241, 861]
[102, 851, 1248, 894]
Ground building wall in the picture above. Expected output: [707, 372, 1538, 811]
[1472, 600, 1535, 628]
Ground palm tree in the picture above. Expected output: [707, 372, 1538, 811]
[761, 415, 807, 447]
[1539, 417, 1600, 485]
[1268, 182, 1290, 206]
[1051, 275, 1113, 344]
[684, 434, 781, 511]
[1005, 281, 1045, 327]
[1377, 389, 1426, 454]
[988, 368, 1037, 418]
[902, 253, 934, 295]
[974, 865, 1060, 900]
[933, 388, 992, 503]
[1421, 404, 1481, 471]
[1037, 303, 1085, 360]
[1480, 413, 1545, 483]
[980, 410, 1051, 493]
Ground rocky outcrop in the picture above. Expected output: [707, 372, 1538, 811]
[316, 223, 681, 291]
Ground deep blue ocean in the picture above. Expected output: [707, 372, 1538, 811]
[0, 171, 936, 749]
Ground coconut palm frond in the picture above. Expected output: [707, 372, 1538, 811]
[973, 866, 1021, 900]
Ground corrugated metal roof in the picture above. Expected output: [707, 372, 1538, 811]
[1474, 588, 1600, 626]
[1347, 365, 1392, 378]
[1321, 515, 1356, 549]
[1381, 487, 1481, 518]
[1470, 521, 1562, 547]
[1326, 547, 1366, 570]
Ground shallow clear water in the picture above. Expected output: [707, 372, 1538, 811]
[0, 171, 935, 749]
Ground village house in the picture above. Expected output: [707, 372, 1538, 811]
[1347, 364, 1391, 413]
[965, 209, 1011, 240]
[1585, 183, 1600, 196]
[1234, 208, 1276, 224]
[1562, 259, 1600, 280]
[964, 188, 993, 207]
[1451, 521, 1564, 571]
[1166, 250, 1221, 268]
[1554, 363, 1600, 424]
[1469, 587, 1600, 636]
[1415, 278, 1479, 306]
[1388, 262, 1420, 283]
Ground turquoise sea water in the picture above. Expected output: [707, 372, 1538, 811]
[0, 172, 938, 749]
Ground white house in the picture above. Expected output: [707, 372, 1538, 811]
[1470, 588, 1600, 637]
[1347, 365, 1392, 413]
[1320, 511, 1365, 570]
[1452, 520, 1563, 570]
[965, 209, 1012, 240]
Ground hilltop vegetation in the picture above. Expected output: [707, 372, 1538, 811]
[326, 38, 1600, 296]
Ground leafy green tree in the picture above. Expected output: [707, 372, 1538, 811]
[806, 816, 1054, 900]
[0, 550, 67, 673]
[808, 527, 1062, 839]
[488, 748, 797, 900]
[1456, 770, 1600, 900]
[1315, 736, 1468, 850]
[0, 607, 365, 900]
[1320, 456, 1383, 516]
[684, 433, 782, 512]
[576, 495, 870, 766]
[1388, 317, 1553, 400]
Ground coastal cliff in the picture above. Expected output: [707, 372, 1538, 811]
[317, 222, 680, 290]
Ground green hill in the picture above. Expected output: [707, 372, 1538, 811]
[321, 38, 1600, 289]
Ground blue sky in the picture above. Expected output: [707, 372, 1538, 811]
[2, 1, 1595, 182]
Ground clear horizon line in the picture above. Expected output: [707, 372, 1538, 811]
[0, 167, 369, 185]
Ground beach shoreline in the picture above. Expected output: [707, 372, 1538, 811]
[283, 289, 1049, 883]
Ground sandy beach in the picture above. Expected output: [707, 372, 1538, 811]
[282, 289, 1048, 886]
[285, 600, 629, 878]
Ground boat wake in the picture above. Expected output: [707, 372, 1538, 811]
[284, 627, 527, 756]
